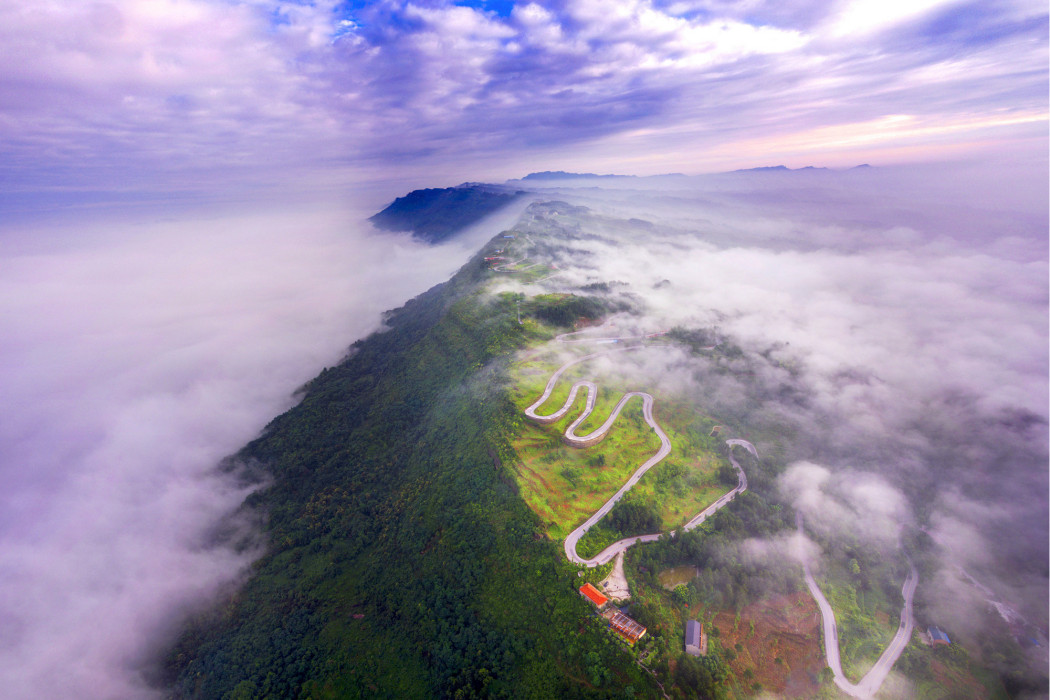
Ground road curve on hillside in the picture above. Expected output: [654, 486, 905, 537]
[562, 438, 757, 566]
[559, 388, 673, 566]
[521, 334, 758, 567]
[682, 439, 754, 531]
[797, 513, 919, 698]
[554, 326, 662, 345]
[524, 347, 638, 424]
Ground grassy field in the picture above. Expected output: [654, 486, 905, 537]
[507, 346, 733, 544]
[511, 348, 597, 419]
[510, 390, 662, 540]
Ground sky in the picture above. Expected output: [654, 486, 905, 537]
[1, 0, 1047, 212]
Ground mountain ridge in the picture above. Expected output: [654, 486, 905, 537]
[368, 185, 525, 243]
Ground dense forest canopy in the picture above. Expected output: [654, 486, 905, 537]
[162, 242, 660, 698]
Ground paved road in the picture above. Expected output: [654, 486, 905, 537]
[681, 439, 754, 531]
[522, 337, 757, 567]
[599, 549, 633, 601]
[527, 331, 918, 693]
[797, 513, 919, 698]
[524, 348, 639, 424]
[564, 438, 757, 566]
[559, 386, 673, 566]
[554, 325, 656, 345]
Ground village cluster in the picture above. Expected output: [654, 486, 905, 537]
[578, 582, 709, 657]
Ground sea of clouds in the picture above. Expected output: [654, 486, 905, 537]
[0, 198, 528, 698]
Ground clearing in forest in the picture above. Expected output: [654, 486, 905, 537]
[507, 347, 733, 542]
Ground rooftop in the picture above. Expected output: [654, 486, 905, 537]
[608, 611, 647, 643]
[579, 582, 609, 608]
[929, 626, 951, 643]
[685, 619, 701, 647]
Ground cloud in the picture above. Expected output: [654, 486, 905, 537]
[2, 0, 1046, 198]
[776, 462, 911, 550]
[824, 0, 962, 38]
[0, 198, 502, 699]
[739, 529, 823, 568]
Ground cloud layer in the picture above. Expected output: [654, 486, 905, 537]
[0, 200, 505, 698]
[1, 0, 1045, 199]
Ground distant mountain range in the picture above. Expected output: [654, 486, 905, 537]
[521, 166, 873, 181]
[733, 164, 872, 173]
[371, 166, 876, 244]
[520, 171, 633, 180]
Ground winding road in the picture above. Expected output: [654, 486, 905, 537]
[797, 513, 919, 698]
[522, 334, 757, 567]
[525, 329, 916, 697]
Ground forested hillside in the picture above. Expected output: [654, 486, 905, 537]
[162, 240, 658, 698]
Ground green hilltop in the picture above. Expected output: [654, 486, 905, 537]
[163, 230, 660, 698]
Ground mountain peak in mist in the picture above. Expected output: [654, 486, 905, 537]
[733, 165, 833, 173]
[369, 185, 524, 243]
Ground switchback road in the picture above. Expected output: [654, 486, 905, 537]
[522, 336, 757, 567]
[797, 513, 918, 698]
[526, 330, 916, 695]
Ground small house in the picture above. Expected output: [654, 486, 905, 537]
[685, 619, 705, 656]
[928, 626, 951, 646]
[604, 610, 647, 645]
[579, 582, 609, 610]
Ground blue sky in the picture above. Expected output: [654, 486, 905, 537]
[0, 0, 1046, 205]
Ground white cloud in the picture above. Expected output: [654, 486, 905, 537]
[825, 0, 961, 38]
[2, 0, 1047, 189]
[0, 199, 500, 698]
[519, 168, 1046, 659]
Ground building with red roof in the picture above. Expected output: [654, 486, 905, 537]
[579, 582, 609, 609]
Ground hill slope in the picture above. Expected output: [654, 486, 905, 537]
[162, 237, 657, 698]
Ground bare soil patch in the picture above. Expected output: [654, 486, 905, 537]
[712, 592, 824, 698]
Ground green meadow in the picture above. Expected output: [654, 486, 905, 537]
[507, 348, 733, 545]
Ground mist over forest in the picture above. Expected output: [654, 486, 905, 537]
[493, 164, 1048, 685]
[1, 0, 1046, 695]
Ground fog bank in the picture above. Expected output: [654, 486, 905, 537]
[0, 201, 502, 698]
